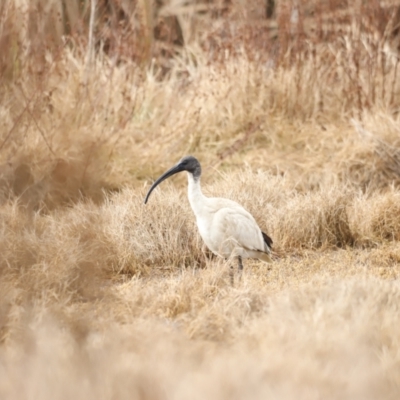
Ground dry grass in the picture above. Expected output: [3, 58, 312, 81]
[2, 1, 400, 399]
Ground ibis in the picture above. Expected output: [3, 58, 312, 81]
[144, 156, 273, 283]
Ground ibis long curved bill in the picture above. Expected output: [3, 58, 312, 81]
[144, 163, 185, 204]
[143, 155, 273, 285]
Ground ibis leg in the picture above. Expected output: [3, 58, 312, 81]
[238, 256, 243, 271]
[229, 264, 234, 286]
[237, 256, 243, 281]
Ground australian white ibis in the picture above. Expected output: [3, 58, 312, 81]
[144, 156, 273, 283]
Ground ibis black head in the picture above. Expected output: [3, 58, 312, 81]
[144, 156, 201, 204]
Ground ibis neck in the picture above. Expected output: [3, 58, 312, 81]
[187, 173, 206, 215]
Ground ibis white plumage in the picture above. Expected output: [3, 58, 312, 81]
[144, 156, 273, 282]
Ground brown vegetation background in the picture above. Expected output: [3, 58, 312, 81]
[1, 0, 400, 398]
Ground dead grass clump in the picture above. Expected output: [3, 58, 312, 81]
[103, 187, 204, 273]
[0, 153, 114, 211]
[0, 201, 116, 310]
[336, 117, 400, 191]
[272, 189, 354, 251]
[2, 38, 400, 207]
[350, 189, 400, 246]
[2, 277, 400, 400]
[241, 278, 400, 399]
[0, 184, 202, 314]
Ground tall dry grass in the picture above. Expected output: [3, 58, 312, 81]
[2, 1, 400, 399]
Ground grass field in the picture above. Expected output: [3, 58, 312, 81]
[1, 1, 400, 399]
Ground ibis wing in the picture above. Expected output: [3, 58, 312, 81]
[213, 208, 266, 253]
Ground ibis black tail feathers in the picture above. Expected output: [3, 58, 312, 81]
[262, 231, 273, 251]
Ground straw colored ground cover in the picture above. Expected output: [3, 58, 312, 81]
[1, 1, 400, 399]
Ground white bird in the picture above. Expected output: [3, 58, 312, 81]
[144, 156, 273, 283]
